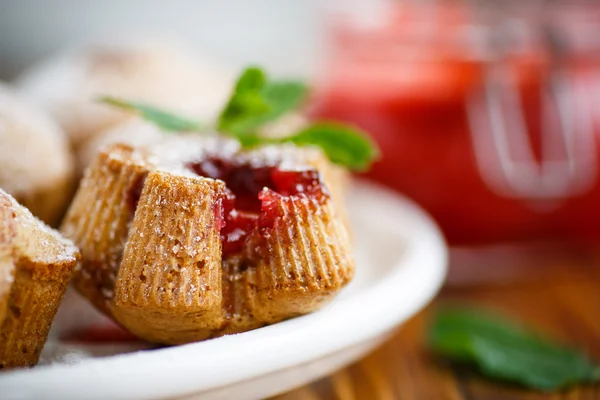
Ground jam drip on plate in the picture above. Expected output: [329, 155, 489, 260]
[188, 157, 329, 256]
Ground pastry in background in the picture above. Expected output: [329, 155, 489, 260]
[0, 189, 79, 369]
[61, 130, 355, 344]
[16, 39, 235, 172]
[0, 84, 74, 226]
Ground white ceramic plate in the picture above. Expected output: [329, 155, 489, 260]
[0, 181, 447, 400]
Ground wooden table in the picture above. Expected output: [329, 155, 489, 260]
[272, 245, 600, 400]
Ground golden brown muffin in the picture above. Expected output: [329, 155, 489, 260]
[62, 132, 354, 344]
[79, 117, 352, 232]
[0, 190, 79, 369]
[16, 39, 234, 173]
[0, 84, 75, 226]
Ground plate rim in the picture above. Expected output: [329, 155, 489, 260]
[0, 180, 448, 400]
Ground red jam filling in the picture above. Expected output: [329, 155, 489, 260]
[187, 157, 329, 256]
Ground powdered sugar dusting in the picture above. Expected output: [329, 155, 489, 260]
[0, 189, 78, 264]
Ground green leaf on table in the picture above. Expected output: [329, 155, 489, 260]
[217, 66, 307, 135]
[99, 96, 204, 132]
[429, 307, 600, 391]
[279, 122, 380, 171]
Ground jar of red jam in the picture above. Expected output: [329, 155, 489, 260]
[311, 1, 600, 245]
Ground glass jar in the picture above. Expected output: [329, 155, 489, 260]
[312, 1, 600, 245]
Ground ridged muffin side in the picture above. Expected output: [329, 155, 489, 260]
[246, 192, 354, 324]
[112, 171, 226, 344]
[61, 144, 149, 314]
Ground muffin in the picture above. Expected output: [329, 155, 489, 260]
[0, 83, 75, 226]
[0, 189, 79, 369]
[16, 39, 234, 172]
[61, 131, 355, 344]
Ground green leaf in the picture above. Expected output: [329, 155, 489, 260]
[235, 133, 264, 149]
[280, 122, 380, 171]
[429, 307, 600, 391]
[234, 66, 266, 93]
[260, 80, 307, 122]
[217, 66, 307, 135]
[217, 67, 268, 135]
[99, 96, 203, 132]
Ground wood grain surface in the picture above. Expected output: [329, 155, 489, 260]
[272, 245, 600, 400]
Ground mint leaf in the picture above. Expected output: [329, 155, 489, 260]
[235, 133, 263, 149]
[234, 66, 266, 93]
[99, 96, 203, 132]
[429, 307, 600, 391]
[218, 67, 307, 135]
[260, 81, 307, 122]
[217, 67, 269, 135]
[281, 122, 380, 171]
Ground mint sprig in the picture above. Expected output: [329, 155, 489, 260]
[99, 66, 379, 171]
[99, 96, 203, 132]
[429, 307, 600, 391]
[218, 67, 307, 136]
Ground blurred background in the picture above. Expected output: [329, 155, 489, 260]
[0, 0, 327, 79]
[2, 0, 600, 282]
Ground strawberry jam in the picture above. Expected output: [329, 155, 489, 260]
[187, 157, 329, 256]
